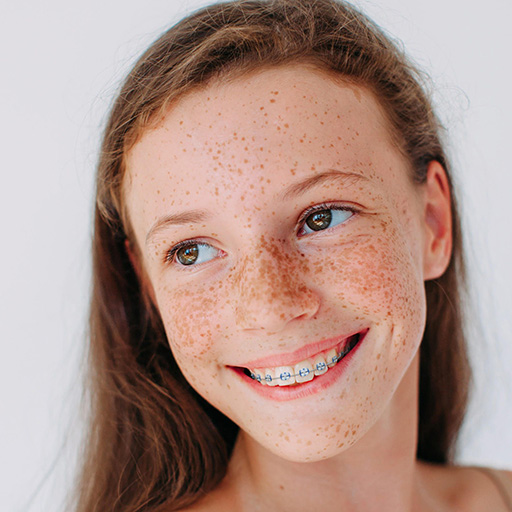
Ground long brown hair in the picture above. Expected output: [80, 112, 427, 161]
[75, 1, 471, 510]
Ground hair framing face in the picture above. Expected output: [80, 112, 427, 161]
[76, 1, 471, 511]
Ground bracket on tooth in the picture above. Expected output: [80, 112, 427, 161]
[248, 349, 349, 383]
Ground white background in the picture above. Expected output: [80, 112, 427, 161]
[1, 1, 511, 511]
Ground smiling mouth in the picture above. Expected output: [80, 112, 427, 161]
[240, 332, 364, 387]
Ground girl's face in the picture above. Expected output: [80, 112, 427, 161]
[124, 66, 447, 462]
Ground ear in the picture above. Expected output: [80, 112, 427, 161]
[125, 238, 157, 305]
[422, 160, 453, 281]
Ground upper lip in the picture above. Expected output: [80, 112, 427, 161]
[234, 329, 366, 369]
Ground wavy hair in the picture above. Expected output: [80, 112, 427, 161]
[75, 1, 471, 510]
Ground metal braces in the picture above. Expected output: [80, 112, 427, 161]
[249, 350, 347, 383]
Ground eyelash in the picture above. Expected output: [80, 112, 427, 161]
[163, 202, 358, 266]
[164, 238, 204, 266]
[296, 202, 357, 236]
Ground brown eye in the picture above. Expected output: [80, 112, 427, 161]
[301, 207, 354, 236]
[305, 209, 332, 231]
[176, 244, 199, 265]
[170, 242, 220, 266]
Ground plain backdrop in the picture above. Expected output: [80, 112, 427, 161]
[1, 1, 511, 511]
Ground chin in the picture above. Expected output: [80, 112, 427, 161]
[234, 340, 422, 465]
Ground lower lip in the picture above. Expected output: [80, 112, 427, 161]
[231, 330, 368, 402]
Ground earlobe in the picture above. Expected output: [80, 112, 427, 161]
[124, 238, 158, 305]
[422, 161, 453, 280]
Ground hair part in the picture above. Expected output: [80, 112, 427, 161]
[76, 1, 471, 510]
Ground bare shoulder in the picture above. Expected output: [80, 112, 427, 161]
[457, 466, 512, 511]
[503, 469, 512, 485]
[420, 462, 512, 511]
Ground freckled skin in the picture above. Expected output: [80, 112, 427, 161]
[124, 66, 430, 463]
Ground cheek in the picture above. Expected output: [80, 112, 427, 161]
[155, 281, 225, 359]
[310, 227, 425, 333]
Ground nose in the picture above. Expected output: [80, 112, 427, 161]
[233, 242, 320, 333]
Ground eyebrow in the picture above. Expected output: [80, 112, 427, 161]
[146, 209, 210, 246]
[145, 169, 369, 246]
[280, 169, 369, 200]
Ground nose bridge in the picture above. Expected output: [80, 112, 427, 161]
[234, 238, 319, 331]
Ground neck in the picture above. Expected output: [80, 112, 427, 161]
[224, 352, 431, 512]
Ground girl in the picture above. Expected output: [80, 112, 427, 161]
[76, 0, 512, 510]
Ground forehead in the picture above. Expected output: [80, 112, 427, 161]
[124, 65, 409, 236]
[129, 65, 395, 149]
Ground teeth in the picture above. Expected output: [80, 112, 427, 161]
[313, 354, 328, 376]
[253, 368, 266, 385]
[275, 366, 296, 386]
[294, 360, 314, 383]
[264, 368, 278, 386]
[247, 333, 361, 387]
[325, 348, 338, 366]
